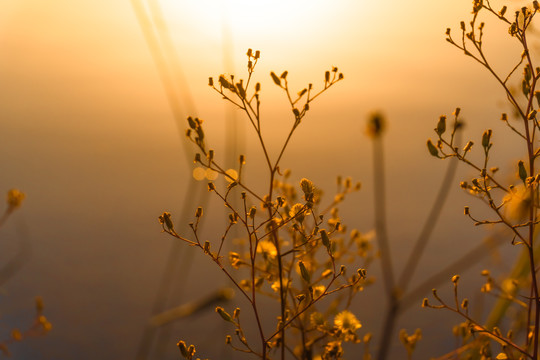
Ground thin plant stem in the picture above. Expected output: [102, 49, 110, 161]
[372, 137, 395, 298]
[398, 150, 460, 293]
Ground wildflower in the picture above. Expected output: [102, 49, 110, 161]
[158, 212, 174, 232]
[399, 329, 422, 357]
[289, 203, 306, 222]
[310, 312, 327, 329]
[323, 341, 343, 358]
[257, 240, 277, 258]
[503, 185, 531, 221]
[312, 285, 325, 298]
[334, 310, 361, 332]
[366, 112, 386, 139]
[271, 279, 289, 292]
[229, 252, 243, 269]
[6, 189, 25, 209]
[300, 178, 314, 197]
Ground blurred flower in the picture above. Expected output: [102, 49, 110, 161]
[271, 279, 289, 292]
[503, 185, 532, 222]
[257, 240, 277, 258]
[312, 285, 325, 298]
[334, 310, 361, 332]
[366, 112, 386, 139]
[6, 189, 25, 209]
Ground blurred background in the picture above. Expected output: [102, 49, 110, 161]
[0, 0, 535, 358]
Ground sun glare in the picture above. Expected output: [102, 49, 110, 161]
[160, 0, 330, 40]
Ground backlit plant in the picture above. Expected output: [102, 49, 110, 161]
[160, 50, 373, 359]
[425, 1, 540, 358]
[156, 1, 540, 359]
[0, 189, 51, 356]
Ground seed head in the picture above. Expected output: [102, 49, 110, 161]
[366, 112, 386, 139]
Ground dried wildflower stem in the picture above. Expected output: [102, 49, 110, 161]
[371, 137, 395, 296]
[0, 209, 14, 229]
[398, 150, 459, 293]
[266, 275, 362, 343]
[401, 235, 505, 311]
[430, 3, 540, 358]
[428, 295, 531, 358]
[371, 132, 401, 360]
[164, 223, 269, 357]
[174, 49, 358, 360]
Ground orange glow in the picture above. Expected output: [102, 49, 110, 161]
[0, 1, 535, 359]
[161, 0, 341, 40]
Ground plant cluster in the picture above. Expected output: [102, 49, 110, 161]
[159, 49, 375, 360]
[0, 189, 51, 356]
[424, 1, 540, 359]
[156, 0, 540, 359]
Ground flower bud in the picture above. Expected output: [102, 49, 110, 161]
[320, 229, 331, 250]
[427, 139, 439, 157]
[216, 307, 234, 323]
[270, 71, 281, 86]
[249, 206, 256, 218]
[178, 341, 189, 358]
[159, 212, 174, 231]
[518, 160, 528, 183]
[482, 129, 492, 148]
[436, 115, 446, 135]
[299, 261, 310, 283]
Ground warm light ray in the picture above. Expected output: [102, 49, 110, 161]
[160, 0, 332, 40]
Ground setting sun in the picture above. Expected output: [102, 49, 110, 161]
[160, 0, 332, 40]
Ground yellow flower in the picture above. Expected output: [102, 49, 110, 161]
[312, 285, 325, 298]
[289, 203, 305, 218]
[503, 185, 532, 222]
[310, 312, 327, 329]
[334, 310, 361, 332]
[257, 240, 277, 258]
[6, 189, 25, 209]
[229, 252, 243, 269]
[271, 279, 289, 292]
